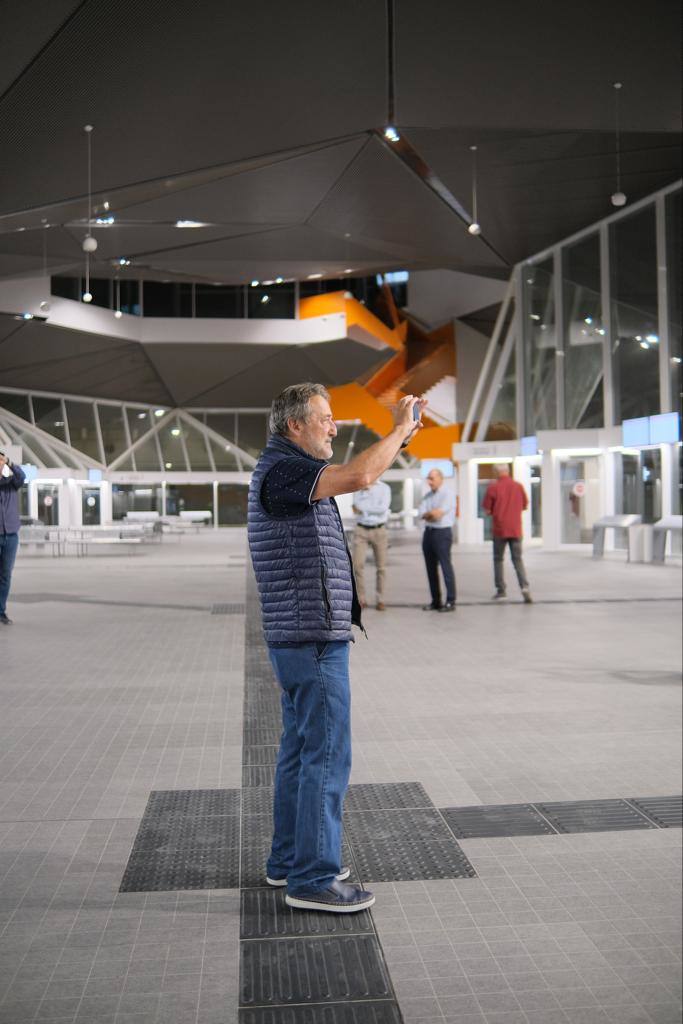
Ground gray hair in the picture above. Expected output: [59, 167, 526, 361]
[269, 382, 330, 437]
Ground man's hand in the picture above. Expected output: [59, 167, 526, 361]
[394, 395, 427, 446]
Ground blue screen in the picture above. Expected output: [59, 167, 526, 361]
[649, 412, 681, 444]
[520, 435, 538, 456]
[622, 417, 650, 447]
[421, 458, 454, 478]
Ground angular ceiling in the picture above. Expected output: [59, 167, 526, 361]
[0, 0, 679, 286]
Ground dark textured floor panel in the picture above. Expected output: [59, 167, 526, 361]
[441, 802, 558, 839]
[144, 787, 240, 817]
[346, 808, 476, 881]
[344, 782, 433, 812]
[132, 813, 240, 851]
[628, 795, 683, 828]
[243, 788, 275, 816]
[120, 846, 240, 892]
[239, 1001, 403, 1024]
[534, 798, 658, 834]
[241, 888, 374, 939]
[243, 745, 280, 766]
[240, 935, 393, 1006]
[243, 765, 277, 788]
[244, 723, 284, 746]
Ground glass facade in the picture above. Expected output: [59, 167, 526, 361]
[562, 233, 604, 428]
[611, 205, 660, 421]
[523, 258, 556, 433]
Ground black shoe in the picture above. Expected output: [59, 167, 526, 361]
[267, 866, 350, 887]
[422, 603, 441, 611]
[0, 613, 12, 625]
[492, 591, 507, 601]
[438, 602, 456, 613]
[285, 878, 374, 914]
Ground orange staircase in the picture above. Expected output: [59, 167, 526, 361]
[299, 287, 462, 458]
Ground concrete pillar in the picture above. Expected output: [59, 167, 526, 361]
[541, 450, 560, 549]
[514, 458, 533, 540]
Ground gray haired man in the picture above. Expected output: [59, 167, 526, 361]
[248, 383, 425, 913]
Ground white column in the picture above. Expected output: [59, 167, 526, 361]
[601, 452, 617, 550]
[402, 478, 415, 530]
[541, 450, 560, 549]
[100, 481, 113, 524]
[514, 458, 533, 540]
[213, 480, 219, 529]
[458, 460, 480, 545]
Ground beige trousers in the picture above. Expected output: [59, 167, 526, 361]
[352, 524, 388, 604]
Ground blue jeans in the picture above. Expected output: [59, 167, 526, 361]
[0, 532, 19, 616]
[267, 641, 351, 894]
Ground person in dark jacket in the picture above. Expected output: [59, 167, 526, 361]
[248, 383, 424, 913]
[0, 452, 26, 625]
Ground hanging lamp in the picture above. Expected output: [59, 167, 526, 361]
[611, 83, 627, 207]
[467, 145, 482, 235]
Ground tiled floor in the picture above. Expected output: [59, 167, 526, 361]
[1, 530, 681, 1024]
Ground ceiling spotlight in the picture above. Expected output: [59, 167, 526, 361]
[138, 412, 147, 419]
[118, 257, 130, 266]
[646, 334, 659, 343]
[22, 312, 34, 320]
[307, 273, 323, 279]
[640, 341, 650, 349]
[114, 309, 123, 319]
[672, 356, 682, 364]
[82, 234, 98, 252]
[171, 428, 181, 437]
[260, 294, 270, 304]
[584, 316, 593, 325]
[610, 83, 627, 208]
[154, 409, 165, 417]
[250, 280, 259, 287]
[467, 222, 481, 235]
[82, 291, 93, 303]
[384, 126, 400, 143]
[103, 201, 110, 211]
[165, 462, 172, 469]
[344, 268, 353, 274]
[225, 444, 231, 451]
[275, 276, 284, 284]
[175, 220, 207, 228]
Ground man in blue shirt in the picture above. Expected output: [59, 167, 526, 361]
[352, 479, 392, 610]
[0, 452, 26, 625]
[248, 383, 425, 913]
[419, 468, 456, 612]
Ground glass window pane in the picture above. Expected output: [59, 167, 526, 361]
[562, 233, 604, 428]
[166, 484, 213, 518]
[143, 281, 193, 317]
[112, 484, 161, 520]
[0, 391, 31, 421]
[523, 259, 556, 432]
[611, 205, 659, 421]
[180, 418, 213, 470]
[487, 348, 517, 439]
[64, 401, 100, 460]
[88, 278, 111, 309]
[236, 413, 268, 458]
[158, 415, 188, 471]
[51, 276, 80, 301]
[666, 189, 682, 416]
[205, 413, 237, 443]
[120, 280, 141, 316]
[14, 429, 57, 467]
[134, 434, 162, 471]
[98, 404, 128, 464]
[247, 283, 295, 319]
[217, 483, 248, 524]
[209, 437, 240, 469]
[195, 284, 243, 318]
[126, 406, 155, 444]
[32, 396, 67, 443]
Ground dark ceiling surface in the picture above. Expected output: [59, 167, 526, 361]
[0, 0, 680, 406]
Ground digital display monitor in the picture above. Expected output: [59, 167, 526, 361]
[622, 417, 650, 447]
[520, 435, 538, 456]
[88, 469, 103, 483]
[649, 412, 681, 445]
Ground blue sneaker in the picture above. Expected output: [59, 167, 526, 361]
[285, 878, 374, 913]
[266, 866, 350, 887]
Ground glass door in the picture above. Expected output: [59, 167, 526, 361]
[560, 457, 600, 544]
[81, 487, 101, 526]
[37, 485, 59, 526]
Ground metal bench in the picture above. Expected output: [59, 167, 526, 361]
[592, 514, 642, 560]
[652, 515, 683, 563]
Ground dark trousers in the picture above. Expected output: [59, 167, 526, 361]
[422, 527, 456, 606]
[0, 532, 19, 616]
[493, 537, 528, 593]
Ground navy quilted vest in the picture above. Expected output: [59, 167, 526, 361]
[247, 435, 362, 643]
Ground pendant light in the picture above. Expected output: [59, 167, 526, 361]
[114, 276, 122, 318]
[82, 124, 97, 301]
[467, 145, 482, 235]
[611, 83, 627, 207]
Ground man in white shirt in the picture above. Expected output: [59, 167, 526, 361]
[351, 479, 392, 610]
[419, 468, 456, 612]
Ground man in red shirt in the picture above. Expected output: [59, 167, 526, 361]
[482, 464, 532, 604]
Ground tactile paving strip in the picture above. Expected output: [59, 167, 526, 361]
[241, 888, 374, 939]
[239, 1004, 403, 1024]
[344, 781, 432, 811]
[345, 808, 476, 881]
[628, 795, 683, 828]
[240, 935, 393, 1007]
[243, 745, 279, 766]
[243, 765, 277, 788]
[441, 802, 558, 839]
[534, 798, 658, 833]
[119, 787, 241, 892]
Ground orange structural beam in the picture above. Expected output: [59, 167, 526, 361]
[299, 292, 404, 352]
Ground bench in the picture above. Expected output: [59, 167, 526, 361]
[652, 515, 683, 563]
[592, 514, 642, 560]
